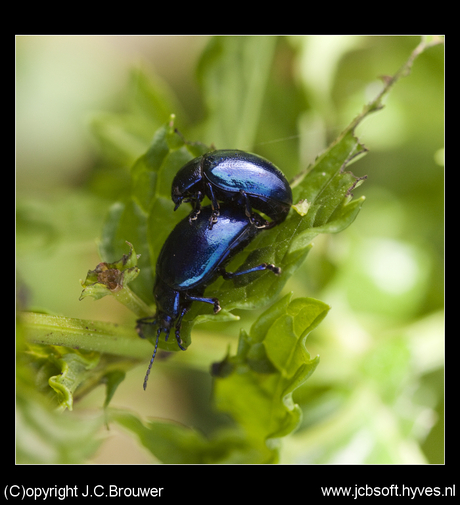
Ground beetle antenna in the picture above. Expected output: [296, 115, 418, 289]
[143, 327, 161, 390]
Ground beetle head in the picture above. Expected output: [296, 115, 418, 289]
[171, 156, 204, 209]
[154, 277, 182, 320]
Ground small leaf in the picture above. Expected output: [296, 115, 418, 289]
[103, 370, 126, 409]
[26, 344, 100, 411]
[79, 241, 140, 300]
[48, 349, 100, 411]
[213, 294, 327, 446]
[292, 199, 311, 216]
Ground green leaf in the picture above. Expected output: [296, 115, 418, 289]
[16, 389, 104, 463]
[213, 294, 326, 447]
[111, 409, 276, 464]
[88, 112, 152, 168]
[197, 36, 277, 148]
[88, 66, 188, 169]
[103, 370, 126, 409]
[25, 344, 100, 411]
[47, 348, 100, 411]
[112, 410, 209, 464]
[127, 66, 189, 127]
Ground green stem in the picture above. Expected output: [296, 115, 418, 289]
[111, 286, 153, 318]
[21, 312, 151, 359]
[350, 36, 444, 133]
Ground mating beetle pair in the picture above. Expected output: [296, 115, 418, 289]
[137, 150, 292, 389]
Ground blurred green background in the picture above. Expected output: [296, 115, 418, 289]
[16, 36, 444, 464]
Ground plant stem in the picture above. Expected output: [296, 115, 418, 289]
[20, 312, 150, 359]
[111, 286, 153, 318]
[351, 36, 444, 132]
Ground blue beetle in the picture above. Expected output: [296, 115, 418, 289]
[171, 149, 292, 230]
[136, 204, 281, 389]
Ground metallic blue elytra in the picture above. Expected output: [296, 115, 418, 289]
[171, 149, 292, 229]
[136, 204, 281, 390]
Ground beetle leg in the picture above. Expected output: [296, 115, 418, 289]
[238, 189, 273, 229]
[188, 192, 203, 224]
[185, 293, 221, 313]
[173, 306, 188, 351]
[221, 263, 281, 279]
[238, 189, 253, 220]
[206, 183, 220, 229]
